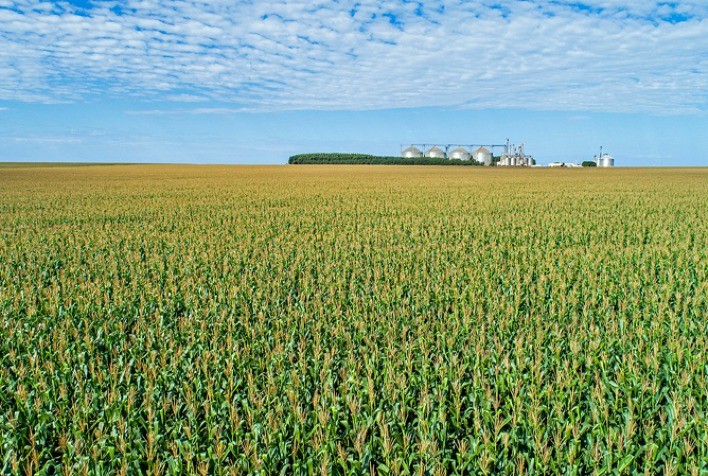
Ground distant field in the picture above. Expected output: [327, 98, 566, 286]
[1, 165, 707, 474]
[0, 162, 127, 168]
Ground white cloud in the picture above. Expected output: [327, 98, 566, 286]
[0, 1, 705, 113]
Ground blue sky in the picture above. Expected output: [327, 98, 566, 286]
[0, 0, 706, 165]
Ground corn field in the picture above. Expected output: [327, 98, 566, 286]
[1, 164, 707, 475]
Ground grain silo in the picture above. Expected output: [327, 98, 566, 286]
[448, 146, 470, 160]
[472, 146, 493, 166]
[425, 146, 446, 159]
[600, 155, 615, 167]
[401, 146, 423, 158]
[595, 146, 615, 167]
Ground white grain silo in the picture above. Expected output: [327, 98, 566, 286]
[600, 155, 615, 167]
[472, 146, 493, 166]
[595, 146, 615, 167]
[425, 146, 446, 159]
[448, 146, 470, 160]
[402, 146, 423, 158]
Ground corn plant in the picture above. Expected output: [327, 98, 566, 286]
[1, 164, 707, 475]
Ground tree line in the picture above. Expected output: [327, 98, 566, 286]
[288, 153, 483, 166]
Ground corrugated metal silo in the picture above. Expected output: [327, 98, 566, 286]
[448, 147, 470, 160]
[425, 146, 446, 159]
[402, 146, 423, 158]
[472, 146, 493, 166]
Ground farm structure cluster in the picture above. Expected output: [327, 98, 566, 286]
[549, 147, 615, 167]
[400, 139, 535, 166]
